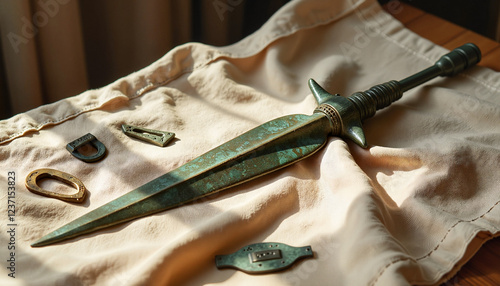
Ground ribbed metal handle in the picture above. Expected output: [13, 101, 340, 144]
[347, 80, 402, 120]
[347, 43, 481, 120]
[311, 43, 482, 147]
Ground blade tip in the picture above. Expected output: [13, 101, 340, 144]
[30, 240, 46, 248]
[30, 233, 62, 247]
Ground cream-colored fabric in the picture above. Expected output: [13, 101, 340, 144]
[1, 0, 500, 285]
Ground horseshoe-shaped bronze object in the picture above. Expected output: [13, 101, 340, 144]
[66, 133, 106, 162]
[25, 168, 87, 203]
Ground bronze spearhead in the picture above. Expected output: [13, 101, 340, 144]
[31, 43, 481, 247]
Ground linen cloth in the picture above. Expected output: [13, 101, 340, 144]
[1, 0, 500, 285]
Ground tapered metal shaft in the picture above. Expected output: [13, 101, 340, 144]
[399, 43, 481, 92]
[32, 114, 332, 246]
[32, 44, 481, 247]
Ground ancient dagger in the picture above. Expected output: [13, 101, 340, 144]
[32, 43, 481, 247]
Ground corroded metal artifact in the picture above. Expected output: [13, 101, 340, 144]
[121, 124, 175, 147]
[25, 168, 87, 203]
[31, 43, 481, 247]
[215, 242, 313, 273]
[66, 133, 106, 162]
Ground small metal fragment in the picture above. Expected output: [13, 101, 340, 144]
[121, 124, 175, 147]
[215, 242, 313, 274]
[66, 133, 106, 162]
[250, 249, 282, 262]
[25, 168, 87, 203]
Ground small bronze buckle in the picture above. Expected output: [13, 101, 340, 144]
[66, 133, 106, 162]
[25, 168, 87, 203]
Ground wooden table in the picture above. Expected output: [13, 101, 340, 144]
[383, 3, 500, 285]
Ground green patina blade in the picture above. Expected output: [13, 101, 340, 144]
[32, 113, 331, 247]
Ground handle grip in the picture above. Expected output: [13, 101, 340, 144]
[311, 43, 482, 148]
[436, 43, 482, 76]
[349, 43, 482, 120]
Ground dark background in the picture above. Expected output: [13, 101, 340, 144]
[0, 0, 498, 119]
[378, 0, 500, 41]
